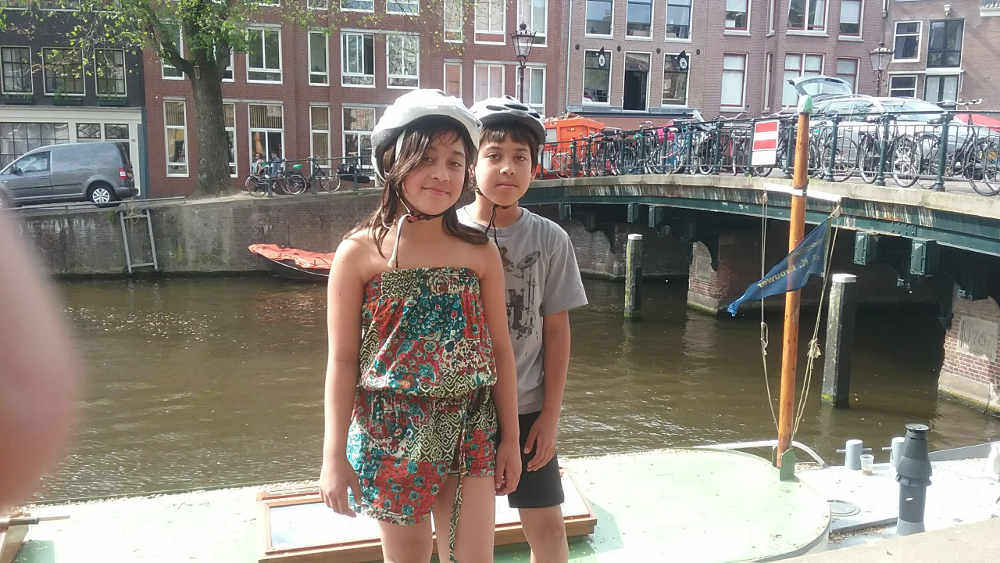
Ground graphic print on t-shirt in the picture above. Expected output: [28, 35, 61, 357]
[499, 246, 540, 339]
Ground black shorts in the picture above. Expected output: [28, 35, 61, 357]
[507, 411, 564, 509]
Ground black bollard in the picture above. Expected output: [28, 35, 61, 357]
[896, 423, 932, 536]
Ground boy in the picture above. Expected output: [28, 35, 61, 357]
[459, 96, 587, 562]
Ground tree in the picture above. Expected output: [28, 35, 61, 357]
[63, 0, 471, 198]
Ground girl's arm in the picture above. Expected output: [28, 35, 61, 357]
[479, 243, 521, 495]
[320, 239, 366, 516]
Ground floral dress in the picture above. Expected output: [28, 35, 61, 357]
[346, 266, 498, 538]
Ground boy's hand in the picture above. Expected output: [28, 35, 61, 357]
[524, 411, 559, 471]
[495, 439, 522, 495]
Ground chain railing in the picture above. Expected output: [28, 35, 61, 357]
[538, 110, 1000, 197]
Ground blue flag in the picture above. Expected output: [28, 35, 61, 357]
[727, 218, 832, 317]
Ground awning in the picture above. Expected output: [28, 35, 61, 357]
[955, 113, 1000, 131]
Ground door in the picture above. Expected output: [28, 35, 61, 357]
[623, 53, 650, 111]
[0, 151, 52, 203]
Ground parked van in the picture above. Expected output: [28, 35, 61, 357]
[0, 142, 137, 206]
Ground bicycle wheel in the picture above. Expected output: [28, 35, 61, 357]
[310, 173, 332, 193]
[283, 173, 307, 195]
[915, 134, 941, 189]
[821, 138, 859, 182]
[857, 135, 880, 183]
[891, 136, 920, 188]
[243, 175, 257, 194]
[968, 139, 1000, 196]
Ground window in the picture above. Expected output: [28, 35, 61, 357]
[889, 75, 917, 98]
[341, 0, 373, 10]
[840, 0, 861, 36]
[164, 100, 188, 176]
[42, 48, 84, 95]
[39, 0, 79, 10]
[767, 0, 776, 33]
[217, 45, 234, 81]
[310, 106, 330, 167]
[924, 75, 959, 105]
[725, 0, 748, 31]
[308, 31, 328, 85]
[662, 52, 689, 105]
[835, 58, 858, 93]
[721, 54, 746, 107]
[927, 19, 963, 68]
[622, 53, 649, 110]
[387, 0, 418, 14]
[14, 152, 49, 174]
[444, 0, 463, 42]
[586, 0, 613, 36]
[95, 49, 125, 96]
[0, 122, 69, 169]
[444, 61, 462, 97]
[518, 0, 547, 44]
[764, 52, 773, 109]
[583, 49, 611, 104]
[1, 47, 31, 94]
[76, 123, 101, 141]
[781, 54, 823, 106]
[475, 0, 505, 37]
[386, 34, 418, 88]
[247, 27, 281, 82]
[161, 23, 183, 79]
[308, 0, 329, 8]
[788, 0, 826, 32]
[516, 66, 545, 112]
[341, 32, 374, 87]
[893, 22, 920, 61]
[343, 106, 374, 159]
[224, 103, 236, 177]
[249, 104, 284, 164]
[474, 62, 504, 101]
[0, 1, 29, 9]
[626, 0, 652, 38]
[104, 124, 129, 141]
[665, 0, 691, 40]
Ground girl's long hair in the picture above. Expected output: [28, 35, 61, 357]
[350, 116, 487, 257]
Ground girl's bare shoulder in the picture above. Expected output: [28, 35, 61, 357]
[334, 230, 384, 282]
[456, 238, 501, 280]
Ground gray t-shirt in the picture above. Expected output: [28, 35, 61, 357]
[458, 206, 588, 414]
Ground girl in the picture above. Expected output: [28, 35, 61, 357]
[320, 89, 521, 563]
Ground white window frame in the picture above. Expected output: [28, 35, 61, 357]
[161, 23, 184, 80]
[475, 0, 506, 44]
[923, 74, 961, 105]
[341, 0, 374, 12]
[474, 62, 506, 102]
[164, 99, 188, 177]
[838, 0, 863, 39]
[661, 51, 690, 106]
[444, 0, 463, 43]
[94, 48, 127, 98]
[835, 57, 859, 93]
[781, 53, 824, 106]
[443, 60, 463, 98]
[622, 51, 651, 111]
[41, 47, 85, 96]
[515, 64, 546, 113]
[720, 53, 747, 110]
[517, 0, 548, 47]
[724, 0, 751, 35]
[1, 45, 32, 95]
[625, 0, 654, 40]
[385, 33, 419, 89]
[248, 103, 286, 165]
[892, 21, 922, 63]
[386, 0, 419, 15]
[341, 31, 375, 88]
[0, 1, 29, 11]
[763, 52, 773, 110]
[218, 46, 234, 82]
[585, 0, 615, 39]
[888, 73, 918, 98]
[664, 0, 693, 42]
[310, 104, 331, 168]
[308, 30, 329, 86]
[342, 105, 376, 159]
[767, 0, 776, 35]
[223, 101, 237, 178]
[786, 0, 829, 36]
[308, 0, 330, 9]
[582, 49, 612, 105]
[246, 26, 282, 84]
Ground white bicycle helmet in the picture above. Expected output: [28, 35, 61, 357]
[371, 89, 481, 185]
[469, 95, 545, 147]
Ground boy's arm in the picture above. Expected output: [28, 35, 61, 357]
[524, 310, 571, 471]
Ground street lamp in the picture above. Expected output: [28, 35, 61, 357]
[868, 42, 894, 97]
[511, 22, 537, 103]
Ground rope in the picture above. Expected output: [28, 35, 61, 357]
[758, 191, 778, 431]
[792, 206, 842, 438]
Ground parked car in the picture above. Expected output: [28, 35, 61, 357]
[0, 142, 137, 206]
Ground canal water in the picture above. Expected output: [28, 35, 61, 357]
[38, 276, 999, 502]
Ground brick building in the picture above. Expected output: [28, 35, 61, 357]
[564, 0, 885, 129]
[0, 3, 147, 192]
[143, 1, 566, 197]
[885, 0, 1000, 110]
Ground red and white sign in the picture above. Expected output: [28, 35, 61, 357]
[751, 120, 780, 166]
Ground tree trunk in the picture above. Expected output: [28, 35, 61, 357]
[189, 66, 232, 198]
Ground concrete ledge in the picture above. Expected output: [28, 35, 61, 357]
[938, 371, 1000, 415]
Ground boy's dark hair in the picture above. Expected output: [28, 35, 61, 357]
[481, 122, 540, 168]
[350, 116, 487, 255]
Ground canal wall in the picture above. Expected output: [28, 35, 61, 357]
[939, 291, 1000, 415]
